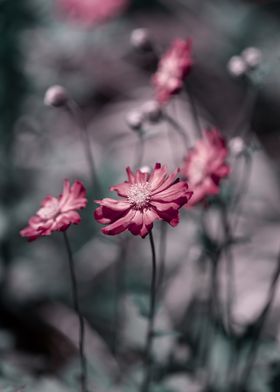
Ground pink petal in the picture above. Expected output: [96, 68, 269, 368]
[128, 210, 143, 236]
[59, 180, 87, 212]
[110, 182, 130, 197]
[148, 163, 168, 191]
[102, 209, 136, 236]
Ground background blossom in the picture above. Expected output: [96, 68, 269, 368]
[57, 0, 129, 26]
[181, 129, 230, 206]
[153, 38, 192, 104]
[20, 180, 87, 241]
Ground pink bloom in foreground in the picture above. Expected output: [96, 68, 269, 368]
[57, 0, 129, 26]
[20, 180, 87, 241]
[181, 129, 230, 207]
[94, 164, 192, 238]
[152, 38, 192, 104]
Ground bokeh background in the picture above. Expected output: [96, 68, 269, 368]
[1, 0, 280, 391]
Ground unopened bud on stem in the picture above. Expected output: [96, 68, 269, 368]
[44, 85, 68, 107]
[130, 28, 152, 51]
[126, 110, 144, 131]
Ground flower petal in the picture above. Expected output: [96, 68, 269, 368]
[102, 209, 136, 236]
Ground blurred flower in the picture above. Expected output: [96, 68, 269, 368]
[227, 55, 247, 77]
[242, 47, 262, 69]
[229, 136, 246, 156]
[44, 85, 68, 107]
[94, 163, 192, 237]
[181, 129, 230, 206]
[130, 28, 152, 51]
[126, 110, 144, 131]
[20, 180, 87, 241]
[57, 0, 129, 26]
[142, 100, 162, 123]
[152, 38, 192, 104]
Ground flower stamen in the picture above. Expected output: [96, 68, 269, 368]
[127, 182, 151, 209]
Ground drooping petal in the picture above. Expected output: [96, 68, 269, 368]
[102, 209, 136, 236]
[128, 210, 143, 236]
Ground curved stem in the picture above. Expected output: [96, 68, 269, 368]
[141, 231, 157, 392]
[163, 112, 189, 150]
[63, 232, 88, 392]
[185, 90, 202, 137]
[238, 248, 280, 390]
[66, 100, 100, 195]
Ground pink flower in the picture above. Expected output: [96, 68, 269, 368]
[152, 38, 192, 104]
[181, 129, 230, 206]
[94, 163, 192, 238]
[57, 0, 129, 26]
[20, 180, 87, 241]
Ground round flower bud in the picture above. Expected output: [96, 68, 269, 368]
[44, 85, 68, 107]
[126, 110, 144, 131]
[227, 55, 247, 77]
[139, 165, 152, 174]
[142, 100, 162, 123]
[242, 47, 262, 69]
[130, 28, 151, 50]
[229, 137, 245, 156]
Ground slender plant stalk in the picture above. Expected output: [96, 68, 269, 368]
[113, 239, 128, 357]
[163, 112, 189, 150]
[66, 100, 100, 194]
[220, 204, 235, 333]
[134, 133, 145, 170]
[238, 248, 280, 390]
[141, 231, 157, 392]
[157, 221, 167, 295]
[185, 90, 202, 137]
[63, 232, 88, 392]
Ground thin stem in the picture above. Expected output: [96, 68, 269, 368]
[63, 232, 88, 392]
[134, 133, 145, 170]
[66, 100, 100, 194]
[221, 204, 235, 334]
[141, 231, 157, 392]
[238, 248, 280, 390]
[113, 239, 128, 357]
[157, 222, 167, 295]
[185, 89, 202, 137]
[163, 112, 189, 150]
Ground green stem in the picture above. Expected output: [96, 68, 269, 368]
[157, 222, 167, 295]
[141, 231, 157, 392]
[63, 232, 88, 392]
[238, 249, 280, 390]
[66, 101, 100, 195]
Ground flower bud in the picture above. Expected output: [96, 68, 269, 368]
[44, 85, 68, 107]
[130, 28, 151, 50]
[126, 110, 144, 131]
[142, 100, 162, 123]
[139, 165, 152, 174]
[227, 56, 247, 77]
[242, 47, 262, 69]
[229, 137, 245, 156]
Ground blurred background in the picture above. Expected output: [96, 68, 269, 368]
[1, 0, 280, 391]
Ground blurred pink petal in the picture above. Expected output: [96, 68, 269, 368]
[20, 180, 87, 241]
[182, 129, 230, 206]
[153, 38, 193, 104]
